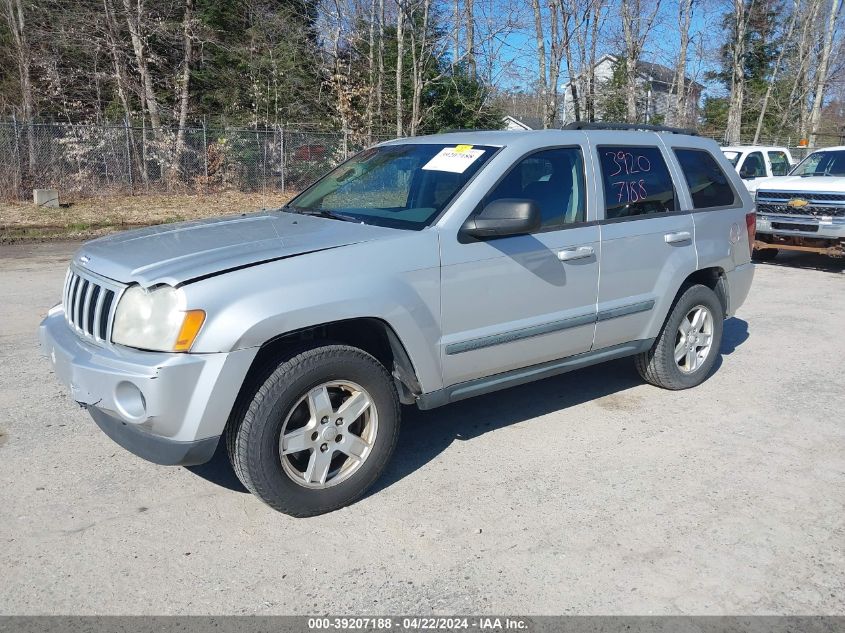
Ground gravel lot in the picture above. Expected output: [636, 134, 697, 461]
[1, 241, 843, 615]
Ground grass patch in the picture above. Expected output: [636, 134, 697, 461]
[0, 191, 295, 243]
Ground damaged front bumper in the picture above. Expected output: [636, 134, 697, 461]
[756, 214, 845, 256]
[39, 307, 256, 465]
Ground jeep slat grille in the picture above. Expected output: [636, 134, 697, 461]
[62, 268, 123, 343]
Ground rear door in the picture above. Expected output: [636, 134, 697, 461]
[590, 133, 697, 350]
[668, 141, 749, 279]
[767, 150, 791, 176]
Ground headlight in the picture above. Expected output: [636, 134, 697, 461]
[112, 285, 205, 352]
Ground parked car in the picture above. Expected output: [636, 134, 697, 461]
[722, 146, 794, 188]
[749, 145, 845, 259]
[40, 126, 755, 517]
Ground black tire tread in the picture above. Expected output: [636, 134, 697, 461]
[224, 342, 317, 494]
[635, 284, 723, 390]
[228, 343, 400, 517]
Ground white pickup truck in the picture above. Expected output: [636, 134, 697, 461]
[749, 146, 845, 259]
[721, 146, 794, 188]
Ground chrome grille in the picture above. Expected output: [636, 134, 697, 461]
[757, 202, 845, 217]
[757, 190, 845, 203]
[62, 267, 123, 343]
[757, 190, 845, 218]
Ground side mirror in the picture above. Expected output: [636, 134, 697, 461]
[739, 167, 756, 180]
[462, 199, 541, 239]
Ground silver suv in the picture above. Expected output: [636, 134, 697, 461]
[40, 125, 755, 516]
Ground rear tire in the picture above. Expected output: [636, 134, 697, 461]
[226, 343, 400, 517]
[635, 284, 724, 390]
[752, 247, 778, 261]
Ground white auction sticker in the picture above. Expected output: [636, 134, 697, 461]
[422, 145, 485, 173]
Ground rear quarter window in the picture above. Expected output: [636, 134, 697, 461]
[598, 146, 677, 219]
[673, 148, 737, 209]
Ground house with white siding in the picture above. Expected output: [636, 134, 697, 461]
[561, 54, 703, 127]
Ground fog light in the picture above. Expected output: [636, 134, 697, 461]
[114, 381, 147, 421]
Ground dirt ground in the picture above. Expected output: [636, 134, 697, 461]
[0, 191, 294, 242]
[0, 243, 843, 615]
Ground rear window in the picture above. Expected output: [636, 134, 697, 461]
[598, 146, 677, 219]
[674, 149, 737, 209]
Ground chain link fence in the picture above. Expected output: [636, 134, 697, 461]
[2, 121, 843, 203]
[0, 121, 394, 202]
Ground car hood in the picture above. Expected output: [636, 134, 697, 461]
[750, 175, 845, 194]
[73, 211, 401, 287]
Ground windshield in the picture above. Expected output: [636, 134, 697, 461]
[287, 143, 498, 230]
[722, 151, 741, 166]
[790, 149, 845, 177]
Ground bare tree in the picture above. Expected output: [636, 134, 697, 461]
[465, 0, 476, 78]
[407, 0, 432, 135]
[453, 0, 461, 65]
[102, 0, 132, 123]
[808, 0, 842, 146]
[173, 0, 194, 172]
[377, 0, 385, 130]
[725, 0, 755, 144]
[366, 0, 378, 139]
[471, 0, 523, 88]
[562, 0, 608, 123]
[530, 0, 550, 127]
[2, 0, 35, 167]
[777, 0, 822, 137]
[395, 0, 404, 136]
[325, 0, 353, 147]
[753, 0, 800, 143]
[673, 0, 695, 127]
[532, 0, 572, 128]
[620, 0, 662, 123]
[121, 0, 163, 137]
[583, 0, 608, 122]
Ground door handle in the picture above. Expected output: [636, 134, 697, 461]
[664, 231, 692, 244]
[557, 245, 595, 261]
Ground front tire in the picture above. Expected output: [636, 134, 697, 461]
[227, 344, 400, 517]
[635, 284, 724, 390]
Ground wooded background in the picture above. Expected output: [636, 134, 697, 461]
[1, 0, 843, 200]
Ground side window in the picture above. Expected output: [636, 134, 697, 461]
[598, 146, 677, 219]
[485, 147, 586, 229]
[768, 151, 790, 176]
[673, 148, 736, 209]
[740, 152, 765, 178]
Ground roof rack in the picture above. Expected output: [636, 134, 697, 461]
[563, 122, 698, 136]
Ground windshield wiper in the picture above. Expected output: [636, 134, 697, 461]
[284, 206, 359, 223]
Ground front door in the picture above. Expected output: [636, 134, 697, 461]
[439, 146, 600, 386]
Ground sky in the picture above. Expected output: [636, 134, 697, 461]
[465, 0, 730, 98]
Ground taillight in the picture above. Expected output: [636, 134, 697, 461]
[745, 211, 756, 256]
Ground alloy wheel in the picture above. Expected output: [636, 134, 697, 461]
[279, 381, 378, 488]
[674, 305, 714, 374]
